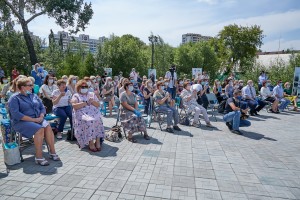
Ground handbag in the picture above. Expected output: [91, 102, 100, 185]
[3, 142, 21, 165]
[180, 116, 190, 126]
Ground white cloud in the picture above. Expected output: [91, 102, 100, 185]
[13, 0, 300, 51]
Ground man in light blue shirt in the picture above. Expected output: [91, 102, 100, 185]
[242, 80, 267, 115]
[273, 80, 290, 112]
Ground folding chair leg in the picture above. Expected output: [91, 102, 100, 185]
[17, 133, 24, 162]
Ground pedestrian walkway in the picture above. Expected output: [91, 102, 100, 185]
[0, 110, 300, 199]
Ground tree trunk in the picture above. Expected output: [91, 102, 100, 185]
[20, 21, 38, 65]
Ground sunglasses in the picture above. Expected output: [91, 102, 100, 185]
[81, 86, 88, 88]
[25, 84, 33, 87]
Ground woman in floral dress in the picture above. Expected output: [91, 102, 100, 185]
[71, 80, 105, 152]
[119, 82, 150, 142]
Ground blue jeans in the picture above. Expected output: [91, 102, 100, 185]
[53, 106, 73, 132]
[279, 98, 291, 110]
[223, 111, 251, 131]
[167, 87, 176, 99]
[245, 99, 258, 113]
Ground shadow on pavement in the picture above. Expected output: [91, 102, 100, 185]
[241, 130, 277, 141]
[172, 130, 193, 137]
[3, 155, 63, 176]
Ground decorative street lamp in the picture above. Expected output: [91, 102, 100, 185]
[148, 34, 158, 69]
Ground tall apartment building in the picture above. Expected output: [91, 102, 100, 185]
[54, 31, 108, 54]
[182, 33, 213, 44]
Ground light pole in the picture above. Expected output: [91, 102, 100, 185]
[148, 35, 158, 69]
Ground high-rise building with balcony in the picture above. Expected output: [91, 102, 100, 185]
[53, 31, 108, 54]
[182, 33, 213, 44]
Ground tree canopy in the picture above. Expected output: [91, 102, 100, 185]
[1, 0, 93, 64]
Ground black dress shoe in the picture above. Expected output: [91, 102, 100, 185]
[254, 111, 260, 115]
[173, 125, 182, 131]
[166, 127, 174, 133]
[231, 130, 243, 135]
[225, 122, 232, 130]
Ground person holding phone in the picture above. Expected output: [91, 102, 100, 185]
[153, 81, 182, 133]
[52, 79, 73, 139]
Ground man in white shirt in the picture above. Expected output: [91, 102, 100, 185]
[242, 80, 266, 115]
[130, 68, 138, 82]
[273, 80, 291, 112]
[165, 65, 177, 99]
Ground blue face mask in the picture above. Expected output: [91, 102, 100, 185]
[26, 90, 32, 95]
[237, 95, 242, 100]
[279, 83, 283, 87]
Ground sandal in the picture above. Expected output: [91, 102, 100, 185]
[88, 146, 98, 152]
[49, 153, 61, 161]
[56, 133, 63, 140]
[128, 137, 137, 143]
[35, 157, 50, 166]
[94, 142, 101, 152]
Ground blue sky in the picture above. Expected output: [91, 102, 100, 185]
[18, 0, 300, 51]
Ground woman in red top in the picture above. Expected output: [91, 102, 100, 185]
[12, 67, 20, 80]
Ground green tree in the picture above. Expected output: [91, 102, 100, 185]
[174, 41, 220, 81]
[152, 36, 175, 77]
[218, 24, 264, 73]
[82, 52, 96, 77]
[0, 24, 30, 76]
[1, 0, 93, 64]
[99, 34, 148, 77]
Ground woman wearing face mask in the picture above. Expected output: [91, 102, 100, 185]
[119, 82, 149, 142]
[52, 79, 73, 139]
[153, 82, 182, 133]
[181, 82, 214, 128]
[213, 79, 223, 103]
[177, 79, 184, 94]
[83, 77, 93, 92]
[71, 80, 105, 151]
[39, 74, 58, 114]
[119, 78, 129, 95]
[143, 79, 153, 115]
[260, 80, 279, 113]
[0, 76, 10, 101]
[67, 75, 77, 95]
[225, 78, 234, 98]
[102, 77, 115, 116]
[90, 75, 101, 99]
[284, 82, 298, 111]
[8, 77, 60, 166]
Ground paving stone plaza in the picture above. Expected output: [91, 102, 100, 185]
[0, 110, 300, 200]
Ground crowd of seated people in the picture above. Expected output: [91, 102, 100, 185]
[1, 64, 299, 167]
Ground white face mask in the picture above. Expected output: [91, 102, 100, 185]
[240, 83, 244, 86]
[63, 78, 68, 82]
[3, 80, 8, 84]
[81, 88, 88, 94]
[161, 86, 165, 90]
[87, 81, 91, 87]
[128, 86, 134, 91]
[92, 79, 96, 83]
[164, 82, 169, 86]
[179, 81, 183, 85]
[72, 80, 77, 84]
[48, 79, 54, 84]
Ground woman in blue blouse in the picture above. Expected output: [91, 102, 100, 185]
[8, 77, 60, 166]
